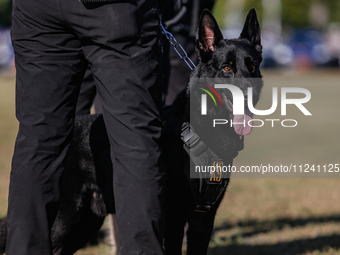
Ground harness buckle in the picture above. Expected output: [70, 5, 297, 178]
[181, 122, 198, 147]
[181, 122, 207, 156]
[195, 205, 211, 213]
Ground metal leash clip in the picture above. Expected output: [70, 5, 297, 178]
[160, 22, 197, 71]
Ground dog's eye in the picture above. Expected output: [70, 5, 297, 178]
[251, 65, 256, 70]
[223, 66, 231, 72]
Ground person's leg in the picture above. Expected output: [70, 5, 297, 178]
[95, 59, 164, 255]
[7, 0, 86, 254]
[75, 65, 103, 116]
[61, 1, 165, 254]
[76, 65, 97, 116]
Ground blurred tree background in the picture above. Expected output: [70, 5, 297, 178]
[1, 0, 340, 28]
[213, 0, 340, 30]
[0, 0, 11, 27]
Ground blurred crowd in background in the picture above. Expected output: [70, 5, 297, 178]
[219, 0, 340, 71]
[1, 0, 340, 73]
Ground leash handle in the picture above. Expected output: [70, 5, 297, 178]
[160, 22, 197, 71]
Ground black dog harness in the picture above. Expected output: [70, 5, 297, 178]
[181, 122, 243, 232]
[162, 106, 244, 232]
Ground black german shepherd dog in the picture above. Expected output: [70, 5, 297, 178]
[0, 8, 263, 255]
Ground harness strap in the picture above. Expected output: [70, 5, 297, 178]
[181, 122, 231, 203]
[181, 122, 207, 157]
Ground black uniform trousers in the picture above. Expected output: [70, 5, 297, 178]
[8, 0, 165, 254]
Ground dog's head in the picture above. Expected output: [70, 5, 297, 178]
[192, 8, 263, 136]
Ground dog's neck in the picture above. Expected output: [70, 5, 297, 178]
[171, 76, 242, 161]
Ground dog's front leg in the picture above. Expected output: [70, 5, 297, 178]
[186, 208, 217, 255]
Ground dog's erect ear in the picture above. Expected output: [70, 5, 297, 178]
[239, 8, 262, 53]
[197, 9, 223, 55]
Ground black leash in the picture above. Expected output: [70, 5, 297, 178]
[160, 22, 197, 71]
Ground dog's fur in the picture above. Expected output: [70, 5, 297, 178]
[0, 8, 263, 255]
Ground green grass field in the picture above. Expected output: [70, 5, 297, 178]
[1, 70, 340, 254]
